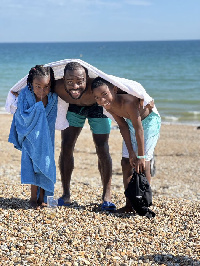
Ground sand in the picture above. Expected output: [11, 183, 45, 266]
[0, 114, 200, 265]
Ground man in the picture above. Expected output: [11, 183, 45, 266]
[55, 62, 116, 211]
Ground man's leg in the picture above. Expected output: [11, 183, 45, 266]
[59, 126, 82, 203]
[92, 133, 112, 203]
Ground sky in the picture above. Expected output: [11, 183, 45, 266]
[0, 0, 199, 43]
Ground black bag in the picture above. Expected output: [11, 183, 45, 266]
[124, 170, 155, 218]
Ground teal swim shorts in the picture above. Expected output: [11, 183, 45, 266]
[67, 103, 111, 134]
[122, 112, 161, 161]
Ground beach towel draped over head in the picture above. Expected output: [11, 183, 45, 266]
[5, 59, 159, 130]
[8, 86, 58, 193]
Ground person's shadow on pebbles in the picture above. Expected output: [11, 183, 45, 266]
[140, 254, 200, 265]
[0, 197, 34, 209]
[87, 203, 136, 219]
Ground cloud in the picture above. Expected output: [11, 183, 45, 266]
[125, 0, 152, 6]
[50, 0, 120, 8]
[0, 0, 151, 11]
[0, 0, 24, 9]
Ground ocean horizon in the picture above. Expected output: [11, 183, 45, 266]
[0, 40, 200, 125]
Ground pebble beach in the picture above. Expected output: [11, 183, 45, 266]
[0, 114, 200, 265]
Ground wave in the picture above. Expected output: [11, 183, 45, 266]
[162, 116, 179, 121]
[188, 111, 200, 115]
[158, 99, 200, 105]
[161, 111, 200, 126]
[0, 107, 8, 114]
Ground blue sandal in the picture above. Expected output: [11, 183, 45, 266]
[101, 201, 116, 211]
[58, 197, 71, 207]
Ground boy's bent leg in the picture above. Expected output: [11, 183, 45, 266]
[93, 133, 112, 203]
[116, 136, 134, 213]
[59, 126, 82, 204]
[116, 157, 134, 213]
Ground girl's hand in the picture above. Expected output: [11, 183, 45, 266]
[135, 158, 145, 174]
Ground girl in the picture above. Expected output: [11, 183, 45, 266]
[9, 65, 58, 208]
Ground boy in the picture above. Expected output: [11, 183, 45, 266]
[91, 77, 161, 212]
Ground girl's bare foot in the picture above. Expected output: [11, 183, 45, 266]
[40, 202, 47, 208]
[37, 200, 47, 208]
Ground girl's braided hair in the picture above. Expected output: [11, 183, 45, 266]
[27, 65, 55, 92]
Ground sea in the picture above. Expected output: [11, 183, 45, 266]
[0, 40, 200, 125]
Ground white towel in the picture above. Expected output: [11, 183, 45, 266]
[5, 59, 159, 130]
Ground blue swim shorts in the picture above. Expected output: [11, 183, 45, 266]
[67, 103, 111, 134]
[122, 112, 161, 161]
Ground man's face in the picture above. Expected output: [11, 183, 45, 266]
[63, 68, 87, 99]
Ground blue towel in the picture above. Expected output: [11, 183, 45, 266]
[9, 86, 58, 199]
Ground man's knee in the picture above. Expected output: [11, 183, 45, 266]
[93, 134, 110, 154]
[61, 138, 74, 153]
[61, 127, 81, 154]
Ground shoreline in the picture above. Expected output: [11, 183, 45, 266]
[1, 112, 200, 127]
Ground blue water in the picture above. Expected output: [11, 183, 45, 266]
[0, 40, 200, 124]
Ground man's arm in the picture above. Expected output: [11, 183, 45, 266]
[11, 91, 19, 97]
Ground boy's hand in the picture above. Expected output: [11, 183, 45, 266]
[129, 151, 137, 168]
[136, 158, 145, 174]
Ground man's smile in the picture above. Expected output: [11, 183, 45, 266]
[70, 90, 81, 96]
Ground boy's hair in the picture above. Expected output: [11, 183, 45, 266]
[64, 62, 88, 77]
[91, 77, 113, 91]
[27, 65, 55, 92]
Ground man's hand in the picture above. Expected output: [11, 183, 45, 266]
[11, 91, 19, 97]
[140, 99, 154, 109]
[146, 100, 154, 109]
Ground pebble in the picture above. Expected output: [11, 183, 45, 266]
[0, 187, 199, 265]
